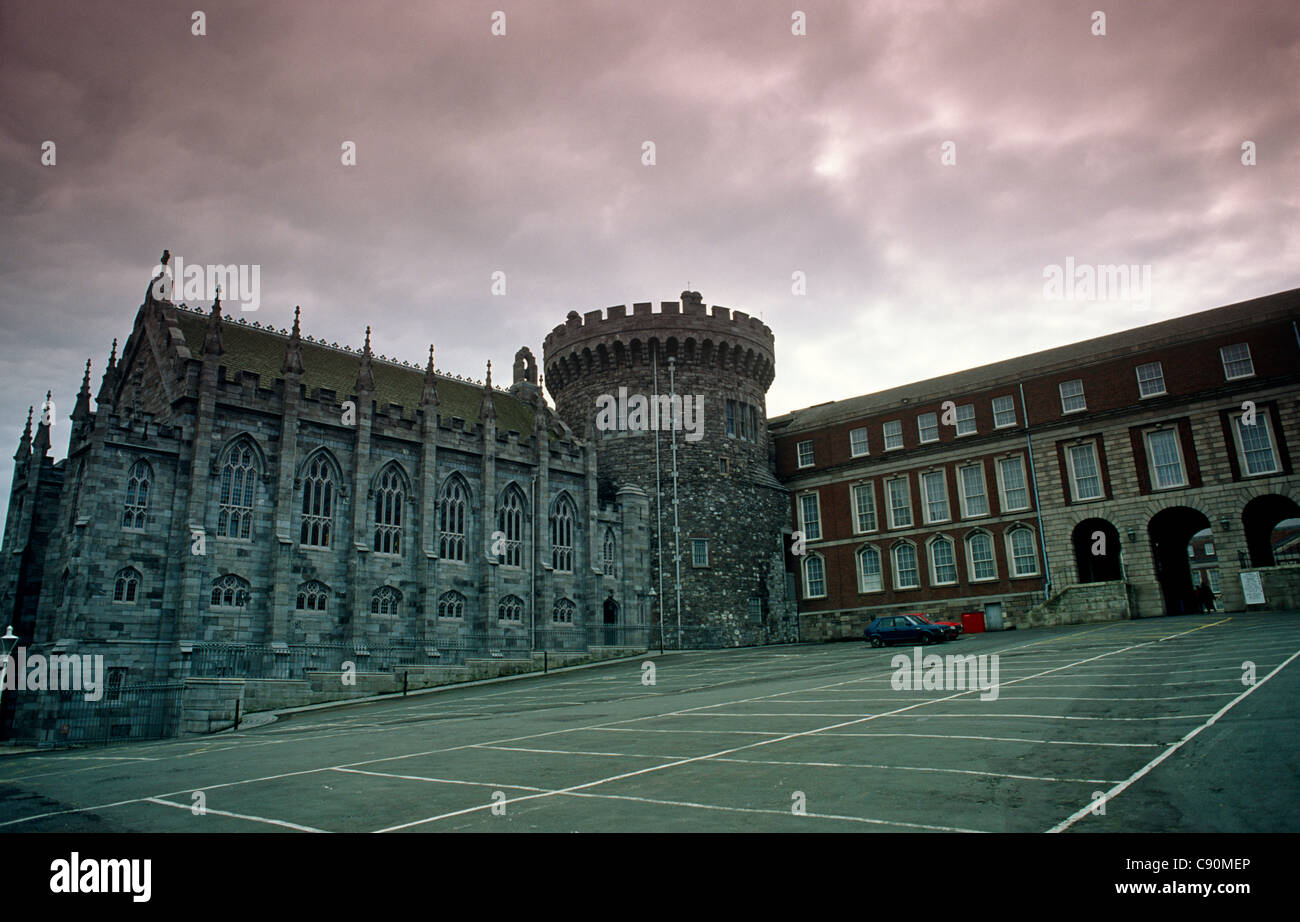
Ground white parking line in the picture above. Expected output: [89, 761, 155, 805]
[814, 731, 1162, 748]
[144, 797, 327, 832]
[1048, 643, 1300, 832]
[371, 620, 1223, 832]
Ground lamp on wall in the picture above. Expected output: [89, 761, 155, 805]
[1219, 516, 1231, 532]
[1126, 527, 1137, 543]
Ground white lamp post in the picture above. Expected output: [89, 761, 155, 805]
[0, 625, 18, 712]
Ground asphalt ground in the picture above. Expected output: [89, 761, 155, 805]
[1, 611, 1297, 833]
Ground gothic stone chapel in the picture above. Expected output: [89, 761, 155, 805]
[1, 253, 665, 739]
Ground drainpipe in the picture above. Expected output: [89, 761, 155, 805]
[669, 357, 682, 649]
[1019, 383, 1052, 601]
[652, 345, 666, 652]
[530, 473, 537, 653]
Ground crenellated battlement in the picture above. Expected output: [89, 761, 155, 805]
[542, 291, 776, 395]
[542, 293, 774, 353]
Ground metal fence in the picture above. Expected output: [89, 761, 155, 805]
[20, 683, 183, 747]
[190, 626, 652, 679]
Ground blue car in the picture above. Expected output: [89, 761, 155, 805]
[864, 615, 947, 647]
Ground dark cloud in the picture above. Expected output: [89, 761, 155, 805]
[1, 0, 1296, 500]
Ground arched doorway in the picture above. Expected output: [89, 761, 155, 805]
[1242, 494, 1300, 567]
[1148, 506, 1212, 615]
[603, 592, 620, 645]
[1072, 518, 1122, 583]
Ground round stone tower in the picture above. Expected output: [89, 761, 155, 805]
[543, 291, 796, 647]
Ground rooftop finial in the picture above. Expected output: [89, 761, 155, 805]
[282, 306, 304, 376]
[14, 406, 33, 462]
[421, 344, 438, 407]
[355, 326, 375, 392]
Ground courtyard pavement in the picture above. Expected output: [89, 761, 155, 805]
[1, 611, 1297, 832]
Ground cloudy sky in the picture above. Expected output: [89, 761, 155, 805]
[1, 0, 1297, 500]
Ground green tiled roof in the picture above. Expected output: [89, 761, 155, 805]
[173, 309, 536, 434]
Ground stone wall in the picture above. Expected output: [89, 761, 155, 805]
[179, 644, 642, 734]
[1018, 581, 1133, 629]
[1253, 564, 1300, 611]
[799, 590, 1040, 642]
[543, 295, 798, 646]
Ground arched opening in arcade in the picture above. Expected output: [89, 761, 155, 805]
[1242, 494, 1300, 567]
[1148, 506, 1213, 616]
[1072, 518, 1123, 583]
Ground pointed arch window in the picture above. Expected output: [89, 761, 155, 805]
[113, 566, 141, 603]
[552, 597, 576, 624]
[499, 595, 524, 622]
[437, 591, 465, 619]
[373, 465, 405, 555]
[498, 486, 525, 567]
[123, 459, 151, 530]
[218, 440, 258, 540]
[602, 528, 617, 577]
[300, 454, 335, 548]
[371, 585, 402, 615]
[551, 495, 575, 572]
[438, 475, 468, 562]
[210, 574, 250, 608]
[295, 580, 329, 611]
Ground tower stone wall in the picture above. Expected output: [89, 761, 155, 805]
[543, 292, 797, 646]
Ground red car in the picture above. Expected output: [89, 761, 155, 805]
[903, 612, 963, 641]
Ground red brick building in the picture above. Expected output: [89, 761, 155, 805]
[771, 288, 1300, 639]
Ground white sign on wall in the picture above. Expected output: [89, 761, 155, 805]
[1240, 571, 1266, 606]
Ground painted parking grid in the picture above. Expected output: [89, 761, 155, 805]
[0, 614, 1296, 832]
[351, 613, 1295, 832]
[511, 614, 1300, 832]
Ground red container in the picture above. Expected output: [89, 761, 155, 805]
[961, 611, 986, 634]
